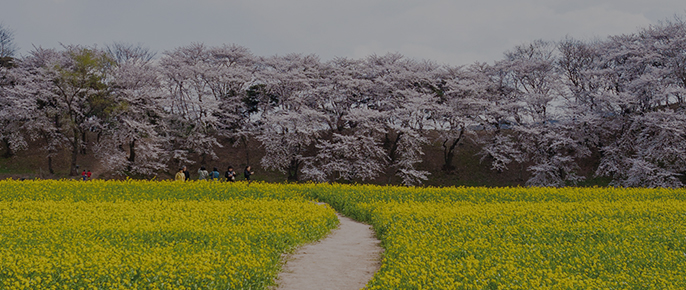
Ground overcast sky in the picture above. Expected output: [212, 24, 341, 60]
[1, 0, 685, 66]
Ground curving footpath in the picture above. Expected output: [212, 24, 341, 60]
[274, 213, 383, 290]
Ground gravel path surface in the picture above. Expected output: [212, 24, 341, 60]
[274, 213, 383, 290]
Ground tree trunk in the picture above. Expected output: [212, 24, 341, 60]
[48, 156, 54, 174]
[241, 136, 251, 166]
[128, 140, 136, 163]
[442, 129, 464, 173]
[287, 159, 300, 182]
[70, 130, 80, 176]
[384, 132, 403, 184]
[2, 137, 13, 158]
[42, 128, 56, 174]
[126, 139, 136, 172]
[442, 139, 458, 173]
[81, 131, 87, 154]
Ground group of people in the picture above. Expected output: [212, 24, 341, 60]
[175, 165, 254, 182]
[81, 170, 92, 181]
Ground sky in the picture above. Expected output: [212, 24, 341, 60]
[1, 0, 685, 66]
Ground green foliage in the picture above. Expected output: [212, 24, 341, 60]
[0, 56, 14, 68]
[244, 84, 279, 115]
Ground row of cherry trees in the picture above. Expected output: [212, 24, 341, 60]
[1, 18, 685, 187]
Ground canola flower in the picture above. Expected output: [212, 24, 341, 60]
[303, 183, 686, 289]
[0, 179, 311, 202]
[4, 180, 686, 289]
[0, 180, 338, 289]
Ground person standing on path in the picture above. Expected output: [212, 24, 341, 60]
[198, 166, 209, 181]
[244, 166, 254, 182]
[210, 167, 220, 181]
[175, 168, 186, 181]
[183, 166, 190, 181]
[225, 166, 236, 182]
[81, 170, 87, 181]
[86, 170, 92, 180]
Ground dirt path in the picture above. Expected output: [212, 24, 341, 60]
[274, 213, 383, 290]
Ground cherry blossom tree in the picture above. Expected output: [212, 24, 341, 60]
[0, 23, 17, 66]
[479, 40, 591, 186]
[5, 49, 63, 173]
[0, 63, 28, 158]
[300, 57, 389, 182]
[589, 19, 686, 187]
[204, 44, 256, 166]
[343, 53, 437, 185]
[94, 44, 168, 176]
[432, 64, 493, 173]
[13, 46, 113, 175]
[159, 43, 257, 167]
[160, 44, 216, 166]
[1, 14, 685, 187]
[254, 53, 325, 181]
[106, 42, 156, 65]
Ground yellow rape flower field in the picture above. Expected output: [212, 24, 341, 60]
[0, 180, 338, 289]
[2, 180, 686, 289]
[308, 184, 686, 289]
